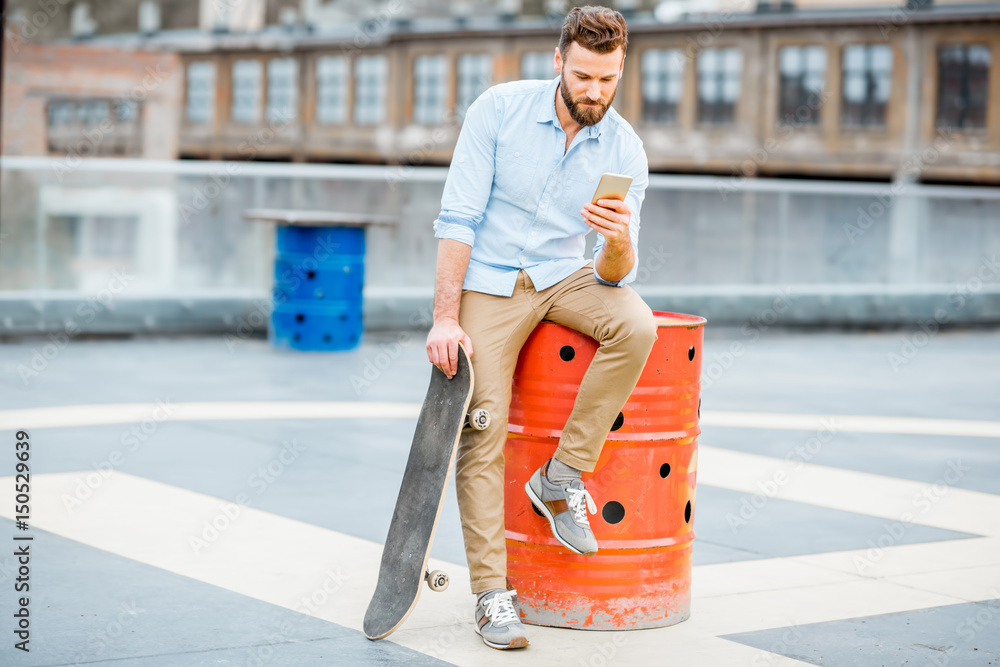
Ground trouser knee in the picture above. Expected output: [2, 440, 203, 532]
[612, 308, 658, 358]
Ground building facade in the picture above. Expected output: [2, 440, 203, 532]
[1, 40, 182, 159]
[168, 3, 1000, 183]
[4, 1, 998, 183]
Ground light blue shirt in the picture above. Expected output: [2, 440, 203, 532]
[432, 76, 649, 296]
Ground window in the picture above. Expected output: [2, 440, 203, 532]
[778, 45, 826, 125]
[413, 54, 448, 125]
[354, 55, 387, 125]
[46, 98, 143, 156]
[316, 56, 348, 124]
[641, 48, 684, 124]
[521, 51, 554, 80]
[936, 44, 991, 130]
[266, 57, 298, 123]
[457, 54, 492, 119]
[186, 61, 216, 124]
[231, 59, 262, 123]
[841, 44, 893, 128]
[697, 48, 742, 125]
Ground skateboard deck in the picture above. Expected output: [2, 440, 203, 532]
[364, 343, 478, 640]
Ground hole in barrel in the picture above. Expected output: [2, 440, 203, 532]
[323, 334, 332, 343]
[659, 463, 671, 478]
[531, 503, 544, 518]
[602, 501, 625, 525]
[559, 345, 575, 362]
[306, 270, 316, 280]
[296, 313, 305, 323]
[688, 346, 696, 361]
[610, 412, 625, 431]
[684, 500, 692, 523]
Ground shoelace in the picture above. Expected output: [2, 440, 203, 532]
[483, 590, 519, 627]
[566, 484, 598, 525]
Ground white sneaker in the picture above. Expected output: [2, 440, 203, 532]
[474, 589, 530, 650]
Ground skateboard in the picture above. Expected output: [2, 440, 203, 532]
[364, 343, 490, 640]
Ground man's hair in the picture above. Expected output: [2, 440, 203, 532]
[558, 6, 628, 60]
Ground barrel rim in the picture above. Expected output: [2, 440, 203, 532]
[651, 311, 708, 327]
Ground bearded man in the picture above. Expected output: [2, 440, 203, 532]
[425, 5, 657, 650]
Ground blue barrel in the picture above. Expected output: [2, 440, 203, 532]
[270, 226, 365, 351]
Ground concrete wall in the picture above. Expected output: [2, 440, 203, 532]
[1, 158, 998, 337]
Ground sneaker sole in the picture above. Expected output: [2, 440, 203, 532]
[524, 480, 597, 556]
[474, 623, 530, 649]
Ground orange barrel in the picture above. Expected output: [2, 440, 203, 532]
[504, 311, 706, 630]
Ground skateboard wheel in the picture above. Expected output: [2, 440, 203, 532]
[426, 569, 449, 592]
[468, 409, 491, 431]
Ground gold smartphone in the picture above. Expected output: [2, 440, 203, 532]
[590, 172, 633, 205]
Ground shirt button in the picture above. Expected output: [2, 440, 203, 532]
[588, 176, 594, 182]
[540, 204, 546, 210]
[514, 151, 520, 157]
[520, 255, 526, 262]
[459, 157, 465, 163]
[531, 231, 537, 237]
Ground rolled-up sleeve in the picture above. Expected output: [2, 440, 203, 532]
[593, 140, 649, 287]
[432, 87, 500, 248]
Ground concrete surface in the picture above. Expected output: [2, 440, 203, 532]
[0, 325, 998, 666]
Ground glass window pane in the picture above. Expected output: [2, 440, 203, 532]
[316, 56, 347, 125]
[871, 45, 893, 72]
[413, 54, 448, 125]
[780, 47, 801, 75]
[354, 55, 387, 125]
[698, 49, 718, 73]
[724, 49, 742, 74]
[521, 51, 553, 80]
[843, 45, 865, 72]
[231, 59, 262, 123]
[841, 44, 893, 128]
[186, 61, 216, 124]
[267, 57, 297, 123]
[458, 54, 492, 119]
[969, 45, 991, 66]
[642, 48, 684, 124]
[935, 44, 990, 129]
[806, 46, 827, 73]
[843, 73, 865, 102]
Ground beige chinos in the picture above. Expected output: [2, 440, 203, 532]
[455, 261, 657, 593]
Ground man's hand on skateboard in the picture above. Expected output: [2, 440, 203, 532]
[426, 317, 474, 379]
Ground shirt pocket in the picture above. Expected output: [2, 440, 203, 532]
[494, 142, 540, 207]
[558, 169, 602, 215]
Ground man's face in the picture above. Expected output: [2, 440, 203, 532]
[555, 41, 624, 127]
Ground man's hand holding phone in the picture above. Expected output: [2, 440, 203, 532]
[582, 173, 633, 250]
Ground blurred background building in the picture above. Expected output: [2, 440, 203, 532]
[1, 0, 999, 336]
[4, 0, 999, 181]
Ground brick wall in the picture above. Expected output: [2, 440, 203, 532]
[1, 40, 182, 159]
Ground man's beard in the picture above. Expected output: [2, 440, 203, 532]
[559, 71, 617, 127]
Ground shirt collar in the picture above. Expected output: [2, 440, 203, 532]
[536, 75, 606, 141]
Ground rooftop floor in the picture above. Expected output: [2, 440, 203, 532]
[0, 325, 998, 666]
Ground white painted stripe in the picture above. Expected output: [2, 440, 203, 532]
[0, 471, 809, 665]
[0, 401, 421, 430]
[699, 445, 1000, 537]
[2, 472, 996, 666]
[3, 402, 998, 438]
[701, 410, 1000, 439]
